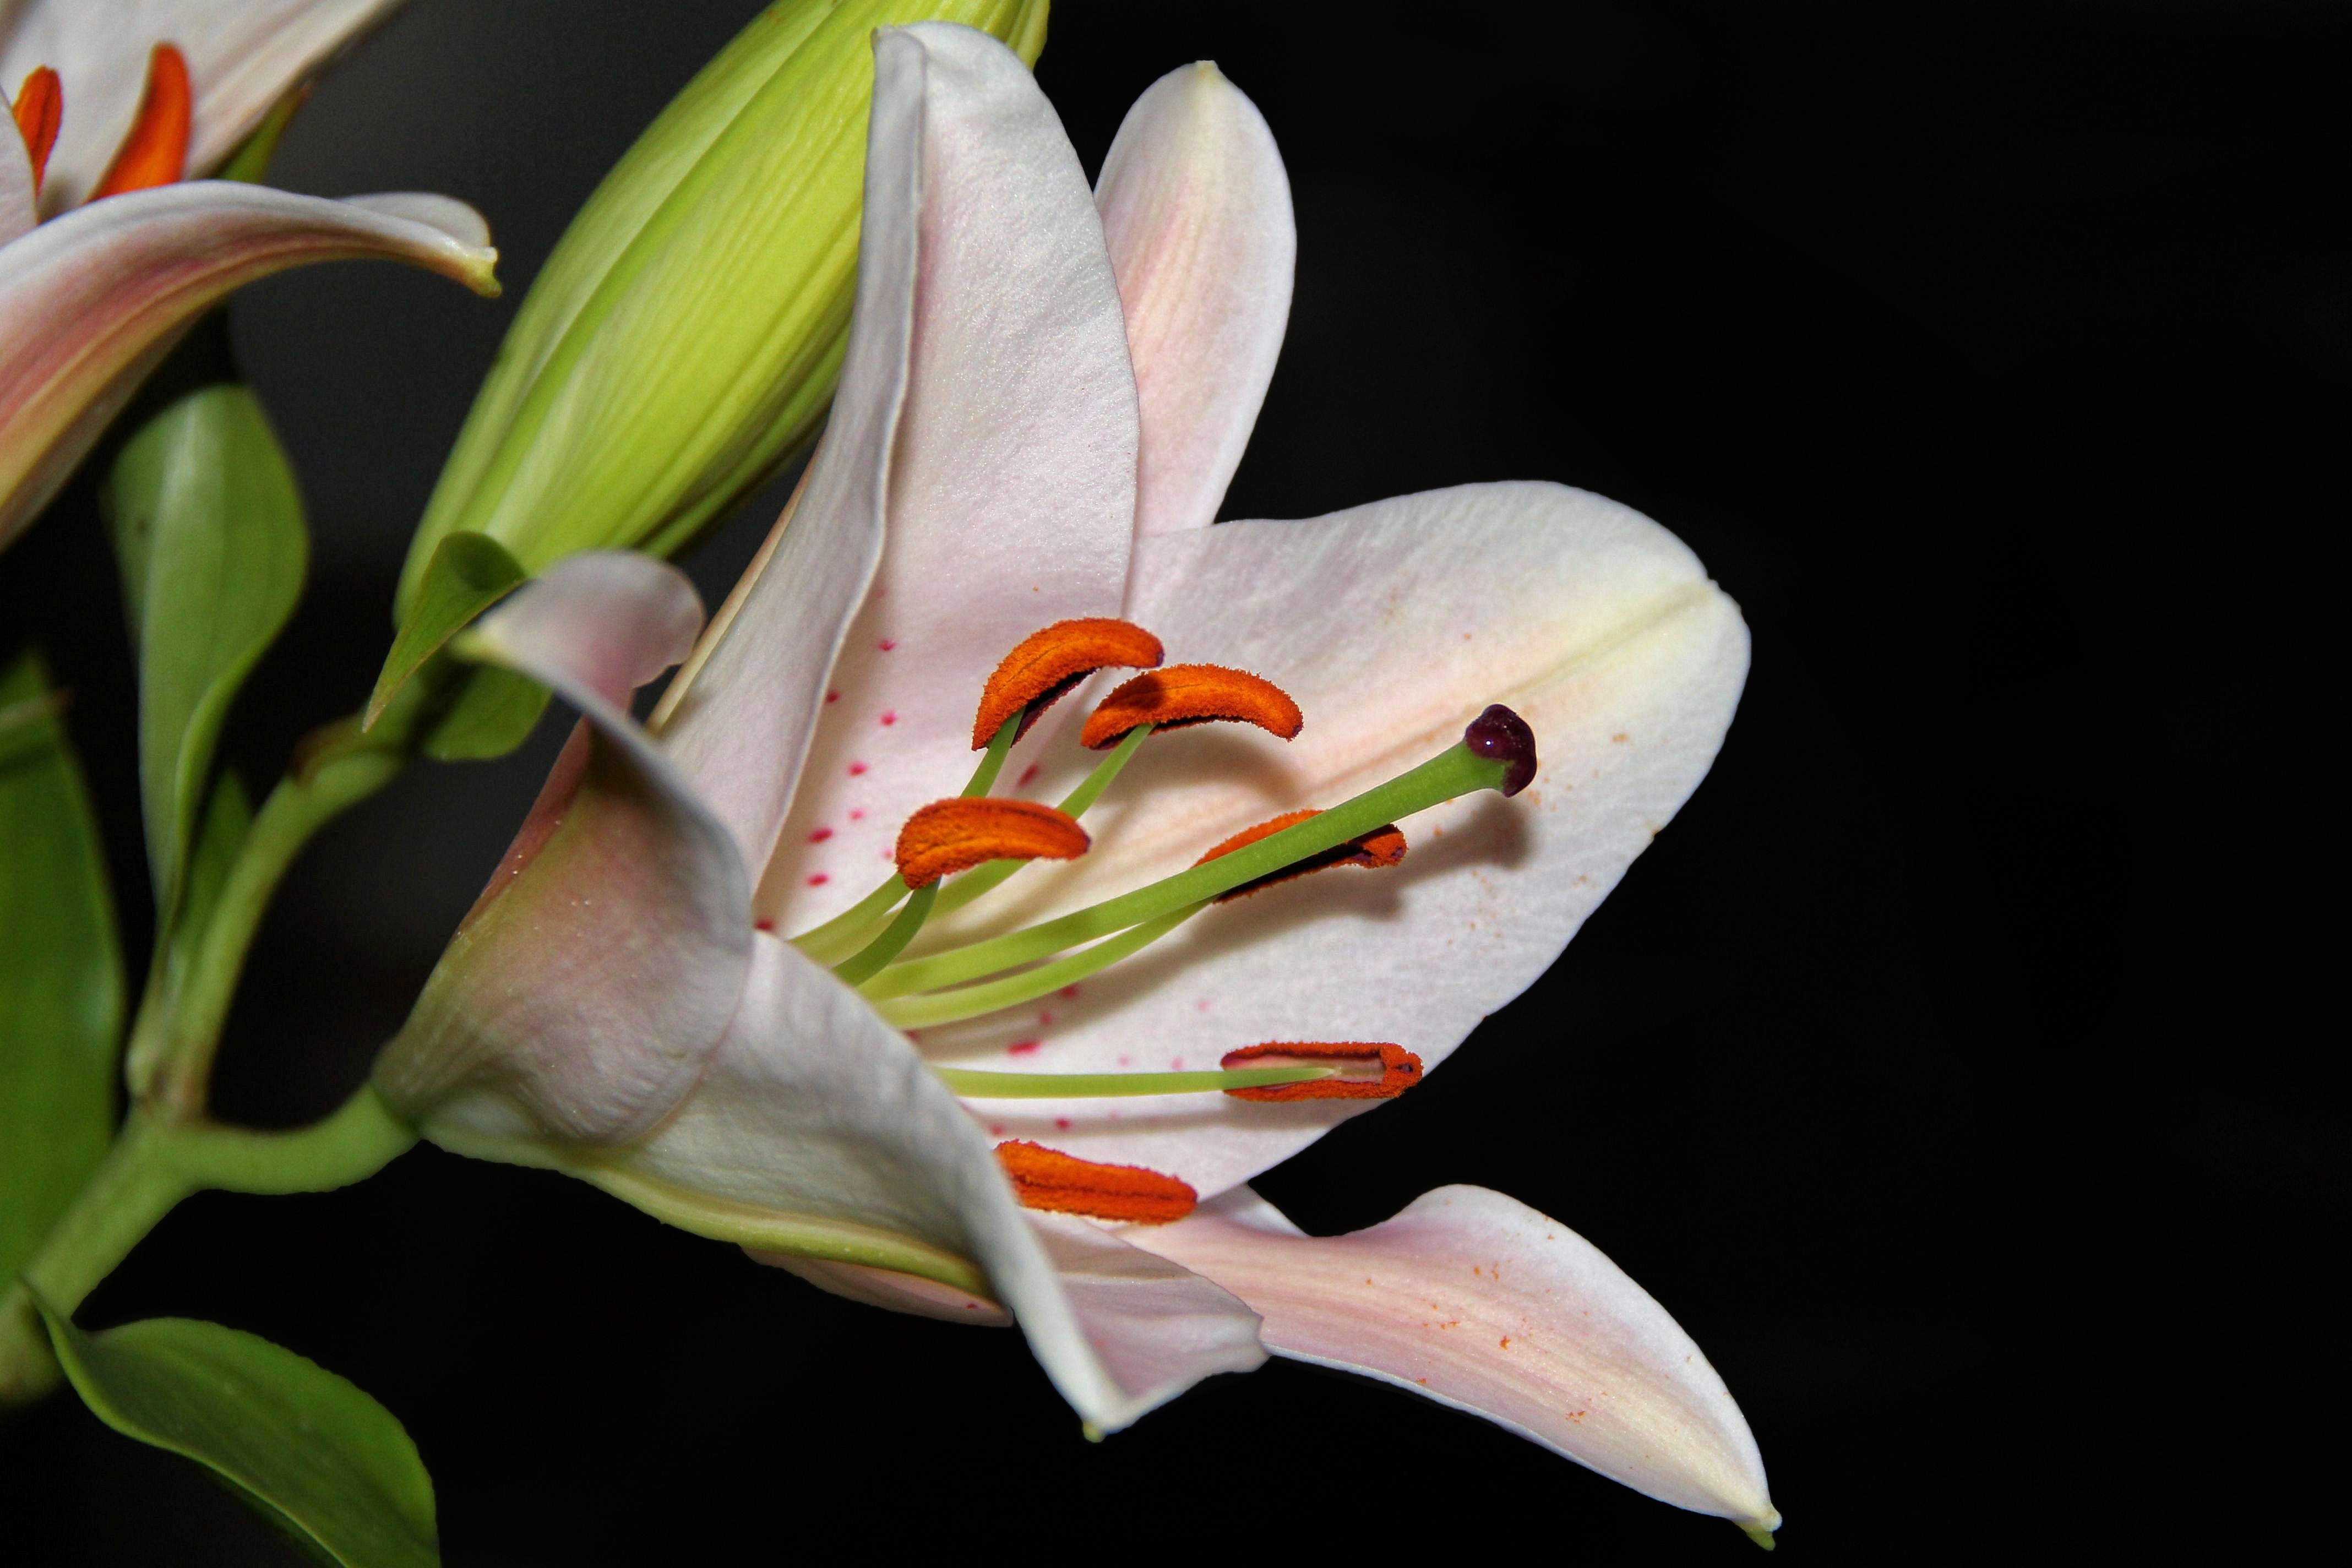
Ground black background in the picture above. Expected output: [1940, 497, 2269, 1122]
[2, 1, 2340, 1561]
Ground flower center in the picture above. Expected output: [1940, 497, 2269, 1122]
[790, 617, 1538, 1223]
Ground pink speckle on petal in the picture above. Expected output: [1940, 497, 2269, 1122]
[1116, 1055, 1132, 1068]
[989, 1125, 1004, 1137]
[849, 809, 866, 822]
[754, 918, 776, 932]
[1170, 1058, 1184, 1071]
[879, 711, 897, 726]
[807, 873, 830, 887]
[848, 762, 868, 776]
[825, 690, 841, 704]
[1036, 1011, 1055, 1027]
[1008, 1040, 1041, 1056]
[1059, 985, 1081, 1000]
[879, 638, 898, 651]
[1017, 763, 1040, 787]
[1054, 1117, 1071, 1130]
[808, 827, 834, 843]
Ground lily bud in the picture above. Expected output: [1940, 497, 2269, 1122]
[391, 0, 1049, 625]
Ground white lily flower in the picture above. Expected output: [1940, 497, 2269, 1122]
[373, 23, 1774, 1543]
[1, 1, 496, 551]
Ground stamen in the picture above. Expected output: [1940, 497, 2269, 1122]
[972, 618, 1163, 747]
[1219, 1042, 1423, 1101]
[863, 709, 1531, 1003]
[1196, 808, 1405, 902]
[929, 723, 1152, 921]
[876, 901, 1204, 1027]
[895, 798, 1088, 890]
[1464, 702, 1539, 796]
[994, 1140, 1196, 1223]
[90, 44, 192, 200]
[830, 883, 936, 988]
[1080, 665, 1303, 749]
[937, 1064, 1342, 1097]
[12, 67, 61, 193]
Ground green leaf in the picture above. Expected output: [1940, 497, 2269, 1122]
[101, 384, 307, 918]
[419, 666, 550, 763]
[365, 531, 525, 733]
[177, 771, 253, 962]
[0, 654, 123, 1289]
[39, 1305, 439, 1568]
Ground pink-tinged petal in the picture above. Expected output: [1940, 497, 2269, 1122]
[372, 554, 755, 1147]
[651, 25, 925, 874]
[920, 482, 1747, 1197]
[0, 180, 496, 551]
[749, 23, 1139, 929]
[485, 930, 1264, 1433]
[1096, 61, 1293, 538]
[1, 113, 33, 247]
[0, 0, 406, 213]
[1133, 1186, 1778, 1539]
[762, 1255, 1012, 1326]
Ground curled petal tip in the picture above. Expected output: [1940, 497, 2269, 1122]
[1463, 702, 1537, 796]
[1742, 1516, 1782, 1550]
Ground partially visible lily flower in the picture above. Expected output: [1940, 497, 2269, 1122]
[374, 24, 1774, 1544]
[1, 1, 497, 551]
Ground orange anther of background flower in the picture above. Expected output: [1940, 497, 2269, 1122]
[1194, 807, 1406, 902]
[895, 798, 1088, 888]
[1219, 1042, 1423, 1102]
[11, 67, 61, 193]
[972, 617, 1163, 748]
[993, 1140, 1197, 1223]
[90, 43, 192, 200]
[1079, 663, 1303, 749]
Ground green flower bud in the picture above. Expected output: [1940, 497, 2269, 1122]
[392, 0, 1049, 623]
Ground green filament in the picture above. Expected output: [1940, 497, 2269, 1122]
[876, 901, 1204, 1028]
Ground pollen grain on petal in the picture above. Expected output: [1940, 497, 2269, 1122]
[1195, 808, 1406, 902]
[12, 67, 61, 192]
[1220, 1042, 1423, 1102]
[90, 43, 192, 199]
[895, 798, 1088, 888]
[972, 617, 1164, 748]
[1081, 664, 1302, 749]
[993, 1140, 1197, 1223]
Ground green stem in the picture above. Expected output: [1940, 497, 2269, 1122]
[863, 742, 1503, 1001]
[831, 883, 937, 987]
[932, 1065, 1337, 1097]
[931, 723, 1151, 920]
[130, 726, 404, 1118]
[876, 901, 1203, 1027]
[0, 1087, 415, 1387]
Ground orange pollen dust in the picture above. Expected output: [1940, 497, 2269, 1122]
[972, 618, 1164, 749]
[90, 43, 191, 200]
[994, 1140, 1197, 1224]
[1220, 1042, 1424, 1102]
[1195, 808, 1406, 902]
[12, 67, 61, 192]
[1080, 664, 1304, 749]
[895, 797, 1088, 889]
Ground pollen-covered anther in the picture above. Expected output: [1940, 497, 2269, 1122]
[90, 43, 192, 200]
[895, 798, 1088, 889]
[12, 67, 62, 192]
[994, 1140, 1197, 1223]
[1219, 1042, 1423, 1102]
[972, 618, 1164, 748]
[1195, 808, 1406, 902]
[1080, 664, 1303, 749]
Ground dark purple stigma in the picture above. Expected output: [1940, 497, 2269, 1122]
[1463, 704, 1538, 797]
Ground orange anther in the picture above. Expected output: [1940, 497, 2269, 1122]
[90, 43, 191, 200]
[1220, 1042, 1423, 1102]
[12, 67, 61, 193]
[972, 618, 1164, 748]
[994, 1140, 1197, 1223]
[895, 798, 1088, 889]
[1194, 808, 1406, 902]
[1080, 664, 1303, 749]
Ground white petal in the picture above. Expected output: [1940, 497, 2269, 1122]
[1, 83, 36, 244]
[918, 482, 1747, 1199]
[0, 0, 405, 212]
[1133, 1186, 1778, 1536]
[750, 21, 1139, 930]
[0, 179, 497, 552]
[515, 931, 1265, 1433]
[1096, 61, 1293, 538]
[373, 554, 755, 1147]
[651, 24, 925, 876]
